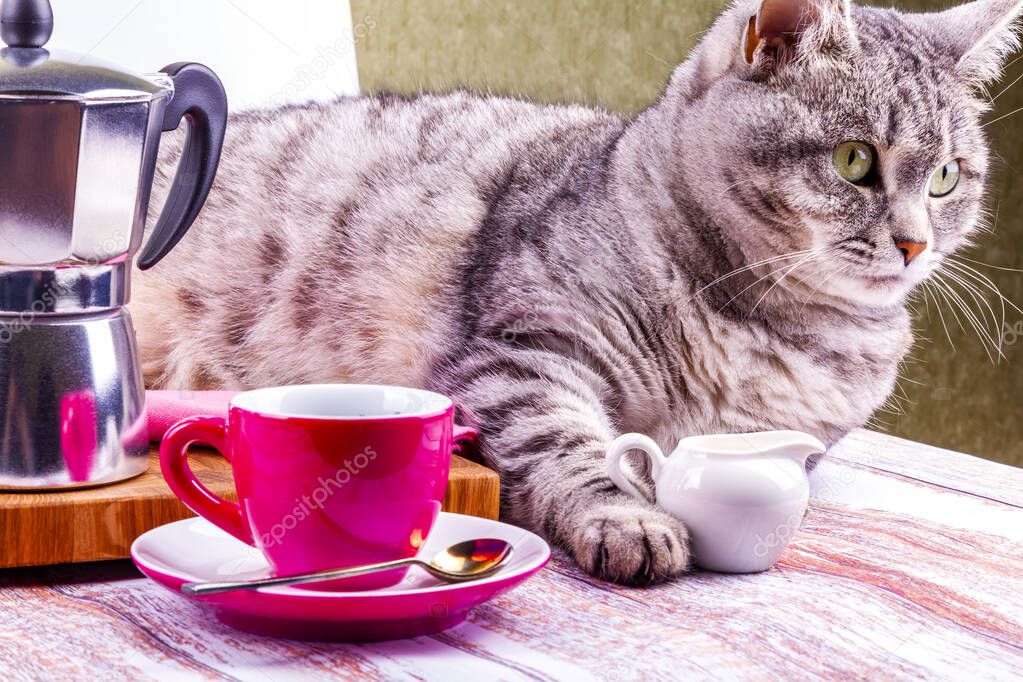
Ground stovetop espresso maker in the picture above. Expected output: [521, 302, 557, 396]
[0, 0, 227, 489]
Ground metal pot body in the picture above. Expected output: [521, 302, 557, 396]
[0, 309, 148, 490]
[0, 94, 166, 268]
[0, 75, 167, 490]
[0, 1, 228, 490]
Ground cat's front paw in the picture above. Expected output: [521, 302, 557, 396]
[569, 502, 690, 585]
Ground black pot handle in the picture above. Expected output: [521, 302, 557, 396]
[138, 62, 228, 270]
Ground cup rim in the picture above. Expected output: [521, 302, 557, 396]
[229, 384, 454, 421]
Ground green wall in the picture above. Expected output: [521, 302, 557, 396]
[352, 0, 1023, 466]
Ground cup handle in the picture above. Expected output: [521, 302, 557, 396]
[158, 416, 254, 545]
[606, 433, 668, 501]
[452, 424, 479, 458]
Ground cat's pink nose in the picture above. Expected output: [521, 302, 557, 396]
[895, 239, 927, 265]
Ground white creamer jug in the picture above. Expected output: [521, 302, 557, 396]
[606, 430, 826, 573]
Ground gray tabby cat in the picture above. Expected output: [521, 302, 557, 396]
[133, 0, 1022, 584]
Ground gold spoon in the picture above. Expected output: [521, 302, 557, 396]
[181, 538, 514, 597]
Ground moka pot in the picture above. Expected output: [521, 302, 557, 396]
[0, 0, 227, 488]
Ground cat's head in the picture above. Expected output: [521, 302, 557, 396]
[672, 0, 1022, 308]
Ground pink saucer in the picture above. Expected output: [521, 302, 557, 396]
[131, 512, 550, 642]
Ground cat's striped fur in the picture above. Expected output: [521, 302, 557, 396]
[133, 0, 1022, 583]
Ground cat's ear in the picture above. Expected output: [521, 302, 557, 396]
[926, 0, 1023, 85]
[741, 0, 856, 73]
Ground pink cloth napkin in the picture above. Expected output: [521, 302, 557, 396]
[146, 390, 239, 442]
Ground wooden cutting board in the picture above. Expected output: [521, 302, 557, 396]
[0, 446, 500, 569]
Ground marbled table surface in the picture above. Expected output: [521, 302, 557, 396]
[1, 429, 1020, 681]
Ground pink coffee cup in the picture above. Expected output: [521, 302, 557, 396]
[159, 384, 477, 590]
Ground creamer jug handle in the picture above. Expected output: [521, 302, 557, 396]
[606, 433, 668, 501]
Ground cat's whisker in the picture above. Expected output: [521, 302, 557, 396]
[799, 262, 854, 313]
[929, 279, 970, 341]
[694, 249, 816, 296]
[937, 267, 1004, 358]
[864, 413, 893, 430]
[953, 255, 1023, 274]
[943, 257, 1022, 360]
[945, 258, 1023, 317]
[989, 68, 1023, 102]
[907, 286, 931, 323]
[929, 274, 974, 336]
[884, 398, 909, 415]
[891, 374, 914, 401]
[982, 104, 1023, 127]
[947, 291, 1001, 362]
[913, 285, 933, 323]
[922, 281, 957, 351]
[877, 364, 923, 420]
[879, 379, 912, 414]
[745, 248, 839, 319]
[938, 264, 1003, 329]
[714, 249, 829, 312]
[897, 373, 925, 387]
[931, 272, 1001, 362]
[999, 52, 1023, 72]
[875, 403, 905, 418]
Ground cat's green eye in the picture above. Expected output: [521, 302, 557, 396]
[832, 141, 875, 185]
[929, 160, 960, 197]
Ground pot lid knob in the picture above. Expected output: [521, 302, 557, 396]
[1, 0, 53, 49]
